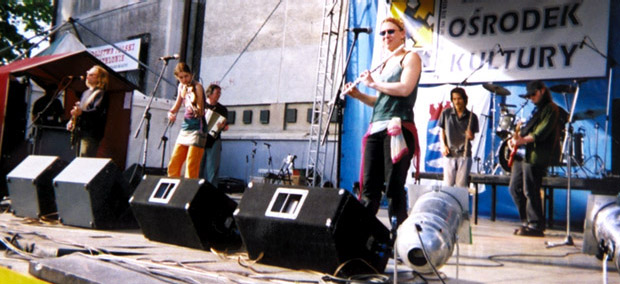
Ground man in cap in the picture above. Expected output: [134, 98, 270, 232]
[508, 80, 563, 237]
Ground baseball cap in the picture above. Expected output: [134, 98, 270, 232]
[523, 80, 546, 97]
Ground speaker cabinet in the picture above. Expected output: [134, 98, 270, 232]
[129, 176, 241, 250]
[233, 183, 391, 276]
[53, 158, 134, 229]
[6, 155, 67, 218]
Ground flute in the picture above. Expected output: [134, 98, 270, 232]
[342, 43, 406, 96]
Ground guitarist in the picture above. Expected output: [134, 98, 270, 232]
[508, 80, 563, 237]
[66, 65, 109, 157]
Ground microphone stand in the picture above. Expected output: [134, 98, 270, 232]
[581, 37, 616, 176]
[547, 81, 581, 248]
[157, 120, 173, 169]
[133, 58, 172, 178]
[320, 28, 366, 188]
[28, 77, 74, 154]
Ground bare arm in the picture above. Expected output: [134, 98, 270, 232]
[168, 87, 184, 123]
[364, 52, 422, 97]
[343, 83, 377, 106]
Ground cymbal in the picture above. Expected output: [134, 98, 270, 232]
[499, 103, 516, 108]
[573, 109, 605, 121]
[549, 84, 576, 94]
[483, 83, 511, 96]
[518, 94, 529, 99]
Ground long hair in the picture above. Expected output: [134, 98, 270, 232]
[87, 65, 109, 90]
[174, 62, 192, 77]
[450, 87, 468, 105]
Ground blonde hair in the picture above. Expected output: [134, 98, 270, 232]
[87, 65, 109, 90]
[382, 17, 405, 32]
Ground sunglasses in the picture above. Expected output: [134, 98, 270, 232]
[379, 29, 396, 36]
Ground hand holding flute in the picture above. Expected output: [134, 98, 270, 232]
[342, 43, 406, 99]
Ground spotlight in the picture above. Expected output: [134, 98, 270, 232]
[396, 185, 471, 273]
[583, 194, 620, 273]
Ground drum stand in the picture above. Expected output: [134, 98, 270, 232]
[584, 123, 605, 177]
[482, 92, 501, 174]
[547, 82, 581, 248]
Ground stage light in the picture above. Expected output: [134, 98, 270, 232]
[583, 194, 620, 274]
[396, 185, 471, 274]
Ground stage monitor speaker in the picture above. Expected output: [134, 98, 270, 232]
[613, 99, 620, 175]
[53, 158, 134, 229]
[6, 155, 67, 218]
[123, 163, 167, 190]
[233, 183, 391, 276]
[129, 176, 241, 251]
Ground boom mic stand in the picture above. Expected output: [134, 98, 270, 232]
[547, 81, 581, 248]
[580, 36, 616, 176]
[157, 120, 173, 168]
[133, 57, 174, 179]
[28, 77, 74, 154]
[320, 28, 366, 188]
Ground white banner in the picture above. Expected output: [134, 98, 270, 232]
[88, 38, 141, 72]
[430, 0, 609, 84]
[374, 0, 610, 84]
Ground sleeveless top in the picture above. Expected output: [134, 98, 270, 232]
[370, 52, 419, 123]
[179, 83, 202, 131]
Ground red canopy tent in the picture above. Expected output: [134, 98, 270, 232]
[0, 50, 138, 180]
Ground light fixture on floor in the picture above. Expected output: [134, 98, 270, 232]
[396, 185, 471, 274]
[583, 194, 620, 275]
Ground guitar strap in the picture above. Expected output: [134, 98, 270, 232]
[520, 106, 542, 136]
[81, 89, 102, 110]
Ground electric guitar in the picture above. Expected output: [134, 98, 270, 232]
[69, 102, 80, 148]
[507, 122, 525, 168]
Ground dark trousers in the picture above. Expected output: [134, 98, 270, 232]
[508, 160, 546, 230]
[361, 128, 414, 228]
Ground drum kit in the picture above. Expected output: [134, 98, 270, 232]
[480, 83, 605, 175]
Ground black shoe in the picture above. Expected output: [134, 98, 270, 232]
[515, 226, 544, 237]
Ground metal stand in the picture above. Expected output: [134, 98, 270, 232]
[580, 37, 616, 177]
[157, 120, 173, 169]
[133, 58, 172, 179]
[247, 140, 257, 184]
[585, 123, 605, 176]
[546, 82, 581, 248]
[320, 28, 364, 188]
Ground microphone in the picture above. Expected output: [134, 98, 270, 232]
[579, 36, 587, 49]
[67, 75, 84, 80]
[497, 43, 505, 56]
[345, 27, 372, 34]
[264, 143, 271, 147]
[158, 54, 180, 61]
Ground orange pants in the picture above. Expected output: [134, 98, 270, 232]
[167, 143, 205, 178]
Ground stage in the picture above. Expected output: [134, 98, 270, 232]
[416, 172, 620, 226]
[0, 199, 616, 283]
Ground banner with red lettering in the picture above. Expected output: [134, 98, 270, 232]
[88, 38, 141, 72]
